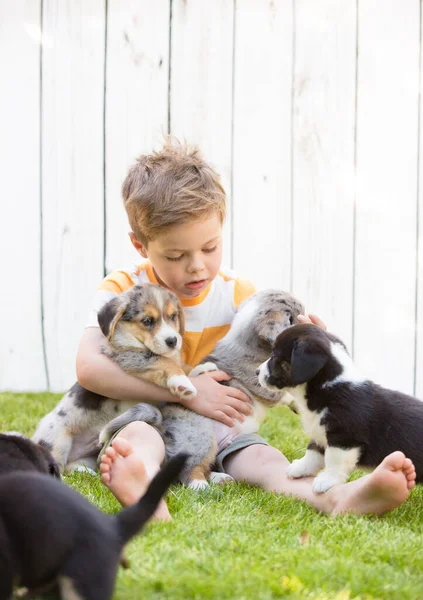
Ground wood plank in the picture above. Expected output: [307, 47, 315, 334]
[0, 1, 46, 391]
[170, 0, 234, 267]
[354, 0, 419, 394]
[291, 0, 357, 348]
[105, 0, 170, 273]
[232, 0, 293, 290]
[416, 4, 423, 399]
[41, 0, 105, 391]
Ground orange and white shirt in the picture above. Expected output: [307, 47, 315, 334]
[86, 261, 256, 367]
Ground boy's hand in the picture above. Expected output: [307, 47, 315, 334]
[181, 371, 252, 427]
[297, 313, 327, 331]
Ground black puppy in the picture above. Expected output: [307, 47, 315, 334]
[257, 324, 423, 493]
[0, 453, 187, 600]
[0, 432, 60, 478]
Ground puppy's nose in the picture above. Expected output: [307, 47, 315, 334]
[165, 336, 177, 349]
[255, 368, 260, 376]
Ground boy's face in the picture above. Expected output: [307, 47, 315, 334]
[130, 214, 223, 298]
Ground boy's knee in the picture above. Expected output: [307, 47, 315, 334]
[117, 421, 161, 442]
[247, 444, 288, 468]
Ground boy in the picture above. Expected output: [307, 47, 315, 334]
[77, 139, 415, 521]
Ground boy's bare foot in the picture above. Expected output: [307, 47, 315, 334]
[100, 438, 172, 522]
[331, 451, 416, 516]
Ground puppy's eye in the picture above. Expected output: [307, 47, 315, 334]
[169, 312, 178, 322]
[142, 317, 155, 327]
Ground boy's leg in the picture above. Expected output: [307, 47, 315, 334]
[99, 421, 171, 521]
[223, 444, 416, 516]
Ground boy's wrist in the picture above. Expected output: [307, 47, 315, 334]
[179, 395, 195, 409]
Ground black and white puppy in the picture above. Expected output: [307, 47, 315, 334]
[257, 324, 423, 493]
[0, 453, 187, 600]
[0, 432, 60, 478]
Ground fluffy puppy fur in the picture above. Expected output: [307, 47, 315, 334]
[258, 323, 423, 493]
[0, 432, 60, 478]
[190, 289, 305, 430]
[101, 289, 304, 486]
[33, 284, 197, 472]
[0, 453, 187, 600]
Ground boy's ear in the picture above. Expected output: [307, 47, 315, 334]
[129, 232, 148, 258]
[98, 296, 128, 340]
[290, 340, 328, 385]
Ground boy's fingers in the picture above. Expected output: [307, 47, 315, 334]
[308, 313, 327, 331]
[206, 370, 232, 382]
[297, 313, 327, 331]
[227, 397, 252, 416]
[221, 406, 243, 422]
[297, 314, 311, 324]
[227, 387, 252, 405]
[215, 411, 234, 427]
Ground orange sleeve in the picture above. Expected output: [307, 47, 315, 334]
[97, 270, 135, 294]
[233, 278, 256, 307]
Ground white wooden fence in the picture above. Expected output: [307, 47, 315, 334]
[1, 0, 422, 397]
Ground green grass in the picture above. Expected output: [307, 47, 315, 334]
[1, 391, 423, 600]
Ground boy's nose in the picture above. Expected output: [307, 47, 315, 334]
[187, 256, 205, 273]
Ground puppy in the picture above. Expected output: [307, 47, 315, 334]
[258, 323, 423, 493]
[0, 432, 60, 478]
[33, 284, 197, 471]
[0, 453, 187, 600]
[190, 289, 305, 433]
[101, 290, 304, 484]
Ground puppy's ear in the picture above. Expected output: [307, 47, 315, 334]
[177, 301, 185, 336]
[49, 460, 61, 479]
[98, 296, 128, 340]
[258, 316, 288, 347]
[38, 443, 62, 479]
[291, 341, 328, 385]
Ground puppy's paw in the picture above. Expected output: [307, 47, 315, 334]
[287, 457, 316, 479]
[167, 375, 197, 399]
[312, 470, 345, 494]
[279, 391, 299, 414]
[71, 465, 97, 476]
[188, 479, 209, 491]
[209, 472, 235, 485]
[189, 362, 218, 377]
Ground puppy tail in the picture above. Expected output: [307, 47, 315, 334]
[114, 453, 188, 544]
[99, 403, 163, 445]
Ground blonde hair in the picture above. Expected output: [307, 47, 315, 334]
[122, 137, 226, 245]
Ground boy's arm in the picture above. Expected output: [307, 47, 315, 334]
[76, 327, 177, 404]
[76, 328, 251, 426]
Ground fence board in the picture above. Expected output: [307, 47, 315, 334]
[291, 0, 356, 348]
[232, 0, 293, 290]
[41, 0, 105, 391]
[0, 1, 46, 391]
[170, 0, 234, 267]
[416, 5, 423, 399]
[105, 0, 170, 273]
[354, 0, 419, 393]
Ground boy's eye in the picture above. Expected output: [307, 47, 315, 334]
[142, 317, 155, 327]
[203, 245, 217, 254]
[169, 312, 178, 321]
[166, 255, 183, 262]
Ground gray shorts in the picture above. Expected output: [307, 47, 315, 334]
[97, 427, 269, 474]
[213, 433, 269, 473]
